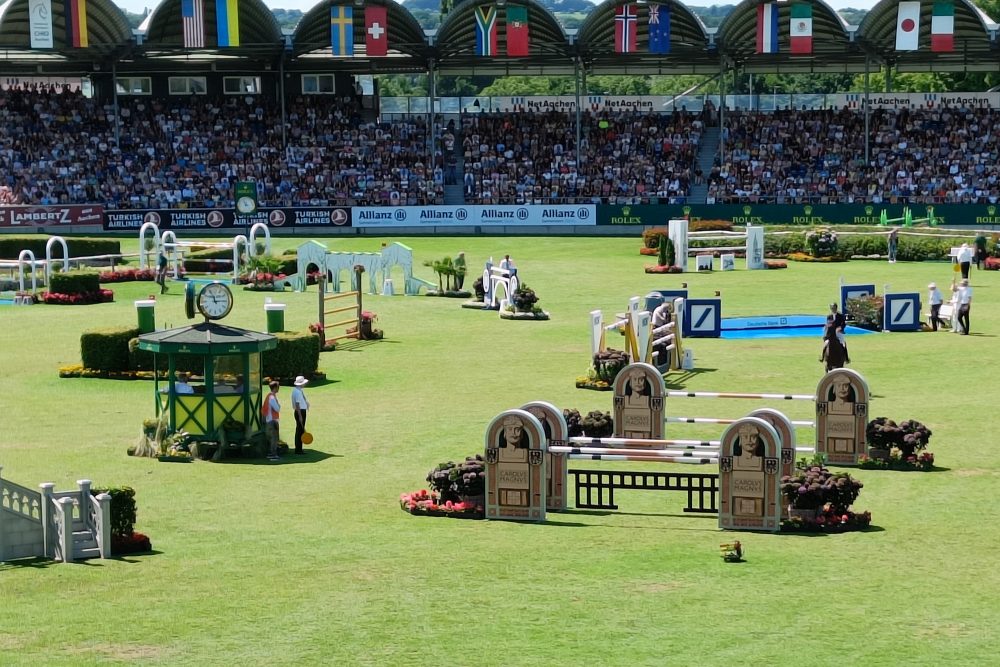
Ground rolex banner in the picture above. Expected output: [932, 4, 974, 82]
[29, 0, 54, 48]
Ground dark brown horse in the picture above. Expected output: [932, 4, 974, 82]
[820, 324, 848, 372]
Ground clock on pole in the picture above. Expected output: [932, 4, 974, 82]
[235, 181, 258, 216]
[195, 282, 234, 321]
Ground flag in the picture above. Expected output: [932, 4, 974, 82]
[475, 5, 498, 56]
[756, 2, 778, 54]
[895, 1, 920, 51]
[64, 0, 88, 48]
[615, 4, 637, 54]
[216, 0, 239, 47]
[931, 0, 954, 52]
[789, 3, 812, 55]
[182, 0, 205, 48]
[29, 0, 54, 49]
[366, 6, 387, 56]
[331, 6, 353, 56]
[648, 3, 670, 55]
[506, 6, 529, 57]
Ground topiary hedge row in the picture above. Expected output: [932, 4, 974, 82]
[82, 327, 139, 372]
[50, 270, 101, 295]
[262, 331, 320, 380]
[0, 236, 120, 260]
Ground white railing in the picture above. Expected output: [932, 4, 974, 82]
[87, 492, 112, 559]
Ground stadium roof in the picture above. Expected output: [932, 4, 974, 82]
[1, 0, 999, 77]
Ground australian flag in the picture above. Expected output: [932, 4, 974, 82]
[648, 4, 670, 54]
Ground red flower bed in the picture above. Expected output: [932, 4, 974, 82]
[644, 265, 684, 274]
[111, 531, 152, 555]
[399, 490, 483, 518]
[985, 257, 1000, 271]
[765, 260, 788, 269]
[99, 268, 157, 283]
[43, 289, 114, 305]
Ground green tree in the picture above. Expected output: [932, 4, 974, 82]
[587, 76, 650, 95]
[480, 76, 577, 96]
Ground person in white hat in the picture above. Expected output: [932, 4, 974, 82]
[291, 376, 310, 454]
[927, 282, 944, 331]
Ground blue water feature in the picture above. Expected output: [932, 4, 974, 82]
[0, 299, 13, 306]
[721, 314, 876, 340]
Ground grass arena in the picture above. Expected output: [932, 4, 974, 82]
[1, 233, 998, 665]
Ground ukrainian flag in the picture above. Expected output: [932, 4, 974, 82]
[331, 6, 353, 56]
[216, 0, 239, 47]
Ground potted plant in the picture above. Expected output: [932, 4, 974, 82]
[563, 408, 583, 437]
[865, 417, 900, 460]
[592, 349, 629, 384]
[511, 284, 539, 312]
[425, 456, 486, 507]
[472, 277, 486, 302]
[781, 464, 864, 520]
[158, 430, 193, 462]
[580, 410, 614, 438]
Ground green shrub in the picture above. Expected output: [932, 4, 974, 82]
[262, 331, 320, 380]
[90, 486, 137, 537]
[805, 228, 840, 258]
[50, 270, 101, 295]
[642, 227, 668, 249]
[846, 294, 884, 330]
[81, 327, 140, 372]
[689, 219, 733, 232]
[764, 232, 806, 256]
[0, 236, 120, 261]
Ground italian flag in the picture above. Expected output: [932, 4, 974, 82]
[931, 0, 955, 52]
[789, 3, 813, 55]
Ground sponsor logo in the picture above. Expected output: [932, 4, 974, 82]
[610, 205, 642, 225]
[577, 207, 589, 219]
[803, 205, 813, 216]
[330, 208, 348, 225]
[543, 209, 574, 218]
[456, 208, 468, 221]
[481, 209, 515, 219]
[358, 211, 392, 220]
[865, 205, 874, 215]
[420, 209, 454, 220]
[517, 208, 529, 220]
[743, 205, 752, 216]
[144, 212, 161, 225]
[207, 211, 225, 228]
[269, 210, 286, 227]
[394, 209, 407, 221]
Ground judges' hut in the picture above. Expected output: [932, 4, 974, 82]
[137, 323, 277, 440]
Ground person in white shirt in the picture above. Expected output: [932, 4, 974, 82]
[957, 243, 973, 280]
[957, 278, 973, 335]
[927, 282, 945, 331]
[291, 376, 310, 455]
[499, 255, 515, 272]
[174, 372, 194, 395]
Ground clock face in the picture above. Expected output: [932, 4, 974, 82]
[197, 283, 233, 320]
[236, 196, 256, 214]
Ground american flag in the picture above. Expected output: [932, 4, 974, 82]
[182, 0, 205, 48]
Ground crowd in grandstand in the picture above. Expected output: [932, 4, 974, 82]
[3, 83, 1000, 208]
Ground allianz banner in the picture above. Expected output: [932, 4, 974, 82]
[102, 207, 351, 230]
[0, 205, 104, 228]
[597, 203, 1000, 227]
[353, 205, 596, 228]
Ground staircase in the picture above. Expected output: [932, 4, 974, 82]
[0, 466, 110, 563]
[688, 126, 721, 204]
[442, 127, 466, 206]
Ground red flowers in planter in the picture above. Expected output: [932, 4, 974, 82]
[43, 289, 114, 305]
[99, 268, 157, 283]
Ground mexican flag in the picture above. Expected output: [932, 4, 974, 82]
[931, 0, 955, 52]
[506, 6, 529, 57]
[789, 3, 813, 55]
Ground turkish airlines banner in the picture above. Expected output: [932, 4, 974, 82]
[102, 207, 351, 230]
[0, 205, 103, 227]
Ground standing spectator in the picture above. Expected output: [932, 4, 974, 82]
[453, 251, 466, 291]
[887, 227, 900, 263]
[291, 375, 310, 455]
[957, 278, 973, 335]
[957, 243, 973, 280]
[974, 234, 988, 270]
[826, 303, 850, 363]
[262, 380, 282, 460]
[156, 250, 169, 293]
[927, 282, 945, 331]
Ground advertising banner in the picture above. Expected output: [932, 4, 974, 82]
[597, 203, 996, 227]
[102, 207, 351, 230]
[0, 205, 104, 227]
[352, 204, 596, 228]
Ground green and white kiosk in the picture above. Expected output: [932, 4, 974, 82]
[138, 282, 277, 441]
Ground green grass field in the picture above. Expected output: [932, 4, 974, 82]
[1, 235, 997, 666]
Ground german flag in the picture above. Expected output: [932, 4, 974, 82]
[64, 0, 88, 48]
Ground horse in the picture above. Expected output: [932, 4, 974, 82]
[820, 323, 848, 372]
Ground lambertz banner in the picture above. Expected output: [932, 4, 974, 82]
[597, 203, 997, 227]
[102, 207, 351, 230]
[352, 204, 596, 228]
[0, 205, 104, 228]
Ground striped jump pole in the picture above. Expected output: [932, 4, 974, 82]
[551, 446, 719, 458]
[665, 391, 815, 401]
[666, 416, 815, 427]
[567, 454, 718, 465]
[568, 436, 720, 449]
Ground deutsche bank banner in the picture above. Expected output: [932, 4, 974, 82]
[353, 205, 596, 228]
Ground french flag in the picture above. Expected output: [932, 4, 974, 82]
[756, 3, 779, 54]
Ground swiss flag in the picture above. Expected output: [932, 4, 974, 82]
[366, 7, 387, 57]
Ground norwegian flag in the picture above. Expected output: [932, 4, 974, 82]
[182, 0, 205, 48]
[615, 4, 638, 54]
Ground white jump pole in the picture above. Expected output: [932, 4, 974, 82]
[667, 416, 815, 427]
[568, 436, 720, 448]
[568, 454, 718, 464]
[665, 391, 815, 401]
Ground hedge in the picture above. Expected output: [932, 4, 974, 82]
[90, 486, 137, 537]
[50, 270, 101, 295]
[0, 236, 120, 260]
[262, 331, 320, 380]
[81, 327, 140, 372]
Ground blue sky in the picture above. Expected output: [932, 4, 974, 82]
[111, 1, 882, 16]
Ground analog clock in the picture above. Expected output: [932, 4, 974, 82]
[196, 282, 234, 320]
[236, 196, 257, 215]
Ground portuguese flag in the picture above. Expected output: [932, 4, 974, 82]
[506, 6, 529, 57]
[931, 0, 955, 53]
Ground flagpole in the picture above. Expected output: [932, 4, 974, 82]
[428, 60, 436, 161]
[864, 57, 870, 165]
[279, 56, 287, 149]
[111, 61, 120, 146]
[718, 60, 725, 159]
[575, 57, 582, 184]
